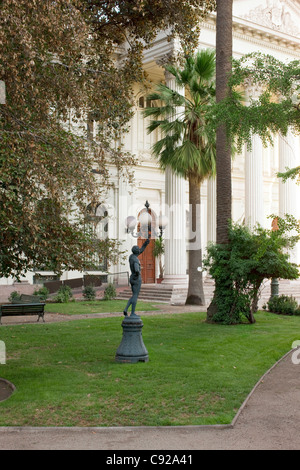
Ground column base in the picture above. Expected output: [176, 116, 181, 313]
[162, 275, 188, 286]
[161, 275, 188, 306]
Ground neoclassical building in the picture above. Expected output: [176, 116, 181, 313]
[1, 0, 300, 294]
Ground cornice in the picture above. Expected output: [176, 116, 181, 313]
[203, 14, 300, 59]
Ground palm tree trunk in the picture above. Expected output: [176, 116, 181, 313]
[207, 0, 233, 321]
[186, 175, 205, 305]
[215, 0, 233, 245]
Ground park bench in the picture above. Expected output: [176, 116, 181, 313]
[0, 301, 45, 325]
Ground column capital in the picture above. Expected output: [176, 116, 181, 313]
[244, 78, 264, 103]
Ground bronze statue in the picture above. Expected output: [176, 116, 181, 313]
[123, 237, 150, 317]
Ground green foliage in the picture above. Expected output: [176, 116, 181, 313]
[0, 0, 216, 279]
[145, 50, 218, 303]
[8, 291, 21, 302]
[145, 49, 217, 183]
[204, 216, 300, 324]
[33, 287, 49, 301]
[103, 283, 116, 301]
[277, 166, 300, 183]
[153, 237, 165, 278]
[267, 295, 300, 316]
[213, 52, 300, 153]
[82, 285, 96, 301]
[55, 285, 73, 303]
[153, 237, 165, 258]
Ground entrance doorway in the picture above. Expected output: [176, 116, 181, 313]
[137, 209, 156, 284]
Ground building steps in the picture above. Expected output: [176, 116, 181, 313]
[117, 277, 300, 307]
[117, 285, 173, 303]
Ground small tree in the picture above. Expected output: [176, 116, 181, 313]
[153, 237, 165, 280]
[204, 216, 300, 324]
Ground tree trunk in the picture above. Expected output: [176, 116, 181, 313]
[207, 0, 233, 321]
[186, 175, 205, 305]
[249, 279, 262, 324]
[215, 0, 233, 245]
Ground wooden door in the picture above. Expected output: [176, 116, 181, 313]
[137, 208, 156, 284]
[138, 237, 155, 284]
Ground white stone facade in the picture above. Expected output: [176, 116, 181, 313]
[2, 0, 300, 289]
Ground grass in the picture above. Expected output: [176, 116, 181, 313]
[45, 299, 160, 315]
[0, 310, 299, 427]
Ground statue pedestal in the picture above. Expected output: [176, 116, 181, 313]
[115, 315, 149, 363]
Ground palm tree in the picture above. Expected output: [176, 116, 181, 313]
[144, 49, 216, 305]
[207, 0, 233, 320]
[215, 0, 233, 245]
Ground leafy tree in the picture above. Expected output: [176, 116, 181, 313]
[204, 216, 300, 324]
[222, 51, 300, 187]
[216, 52, 300, 153]
[0, 0, 216, 279]
[83, 0, 216, 56]
[207, 6, 300, 323]
[144, 49, 217, 305]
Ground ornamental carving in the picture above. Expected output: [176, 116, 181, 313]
[241, 0, 300, 37]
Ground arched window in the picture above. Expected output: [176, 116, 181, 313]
[138, 96, 152, 109]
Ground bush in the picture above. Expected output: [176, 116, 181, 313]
[55, 285, 73, 303]
[204, 217, 300, 325]
[103, 283, 116, 301]
[33, 287, 49, 301]
[8, 291, 21, 302]
[267, 295, 299, 315]
[83, 285, 96, 301]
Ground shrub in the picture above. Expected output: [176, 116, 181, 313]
[33, 287, 49, 301]
[204, 216, 300, 324]
[267, 295, 299, 315]
[103, 283, 116, 300]
[83, 285, 96, 301]
[55, 285, 73, 303]
[8, 291, 21, 302]
[153, 237, 164, 279]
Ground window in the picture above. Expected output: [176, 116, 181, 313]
[138, 96, 152, 109]
[85, 204, 108, 271]
[87, 111, 100, 141]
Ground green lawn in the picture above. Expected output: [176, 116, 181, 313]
[45, 299, 160, 315]
[0, 311, 299, 427]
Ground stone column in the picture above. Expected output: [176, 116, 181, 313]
[244, 82, 264, 229]
[162, 69, 188, 285]
[279, 129, 300, 263]
[245, 134, 264, 228]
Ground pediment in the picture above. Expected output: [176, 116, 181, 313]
[233, 0, 300, 37]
